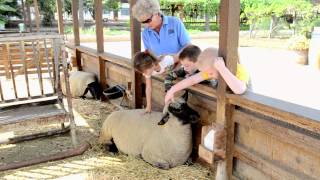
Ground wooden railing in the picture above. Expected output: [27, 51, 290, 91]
[69, 44, 320, 179]
[0, 34, 64, 105]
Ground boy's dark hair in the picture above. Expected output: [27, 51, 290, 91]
[179, 45, 201, 63]
[133, 50, 159, 72]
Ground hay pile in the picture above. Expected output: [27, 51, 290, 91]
[0, 99, 214, 180]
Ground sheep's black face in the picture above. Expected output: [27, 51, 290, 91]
[88, 81, 103, 100]
[168, 102, 200, 125]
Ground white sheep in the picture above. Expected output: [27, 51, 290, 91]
[99, 92, 199, 169]
[61, 71, 102, 99]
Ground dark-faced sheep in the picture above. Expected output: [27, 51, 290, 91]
[61, 71, 103, 100]
[98, 92, 199, 169]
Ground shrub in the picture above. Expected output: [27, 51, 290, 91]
[287, 35, 310, 51]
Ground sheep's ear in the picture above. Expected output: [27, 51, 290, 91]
[182, 91, 188, 102]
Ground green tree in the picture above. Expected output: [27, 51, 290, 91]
[241, 0, 267, 38]
[64, 0, 72, 15]
[103, 0, 120, 21]
[160, 0, 219, 31]
[39, 0, 56, 26]
[284, 0, 314, 37]
[241, 0, 315, 38]
[0, 0, 18, 24]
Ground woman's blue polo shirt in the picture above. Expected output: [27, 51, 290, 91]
[142, 16, 191, 56]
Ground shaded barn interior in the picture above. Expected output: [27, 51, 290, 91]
[0, 0, 319, 179]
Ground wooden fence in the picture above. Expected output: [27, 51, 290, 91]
[70, 44, 320, 179]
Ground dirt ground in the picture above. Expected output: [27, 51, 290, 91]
[0, 98, 214, 180]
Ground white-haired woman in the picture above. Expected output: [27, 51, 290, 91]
[132, 0, 191, 113]
[132, 0, 190, 57]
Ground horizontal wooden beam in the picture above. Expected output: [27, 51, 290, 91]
[0, 126, 70, 144]
[0, 95, 58, 107]
[152, 75, 217, 100]
[76, 46, 99, 57]
[0, 142, 90, 172]
[228, 92, 320, 134]
[233, 110, 320, 157]
[0, 35, 63, 42]
[75, 45, 132, 69]
[100, 52, 132, 69]
[234, 144, 313, 180]
[0, 114, 66, 131]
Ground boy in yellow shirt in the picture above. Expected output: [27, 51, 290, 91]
[165, 47, 249, 104]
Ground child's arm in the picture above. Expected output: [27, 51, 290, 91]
[165, 72, 204, 104]
[145, 77, 152, 113]
[214, 57, 247, 94]
[164, 66, 186, 92]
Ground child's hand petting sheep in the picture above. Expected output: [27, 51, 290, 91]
[165, 88, 175, 105]
[143, 105, 152, 114]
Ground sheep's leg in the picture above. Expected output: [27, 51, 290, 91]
[184, 157, 193, 166]
[154, 162, 170, 170]
[142, 155, 170, 170]
[141, 146, 170, 170]
[80, 87, 89, 99]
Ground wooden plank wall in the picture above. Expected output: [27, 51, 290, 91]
[68, 44, 219, 151]
[0, 41, 53, 77]
[64, 46, 219, 154]
[67, 0, 320, 179]
[74, 46, 133, 92]
[233, 108, 320, 179]
[69, 45, 320, 179]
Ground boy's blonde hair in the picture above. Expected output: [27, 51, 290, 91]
[196, 47, 219, 70]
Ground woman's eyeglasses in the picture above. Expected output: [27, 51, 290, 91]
[141, 15, 153, 24]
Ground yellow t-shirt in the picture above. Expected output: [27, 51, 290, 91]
[201, 64, 249, 84]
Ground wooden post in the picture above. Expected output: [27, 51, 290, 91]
[35, 41, 44, 95]
[2, 45, 10, 79]
[33, 0, 40, 32]
[20, 41, 31, 97]
[26, 3, 32, 32]
[0, 77, 3, 101]
[71, 0, 81, 70]
[71, 0, 80, 46]
[56, 0, 64, 34]
[94, 0, 104, 53]
[75, 48, 82, 71]
[94, 0, 105, 87]
[215, 0, 240, 179]
[99, 56, 106, 89]
[21, 0, 27, 29]
[6, 44, 18, 98]
[130, 0, 142, 108]
[60, 41, 78, 147]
